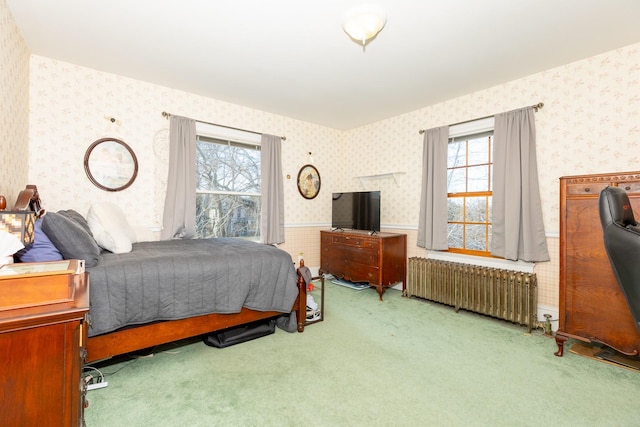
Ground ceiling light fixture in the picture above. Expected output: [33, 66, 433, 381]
[341, 4, 386, 51]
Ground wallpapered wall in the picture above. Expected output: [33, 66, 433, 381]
[27, 56, 341, 230]
[0, 0, 29, 203]
[9, 0, 640, 314]
[343, 44, 640, 234]
[26, 45, 640, 238]
[337, 42, 640, 309]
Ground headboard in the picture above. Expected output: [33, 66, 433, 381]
[13, 185, 44, 218]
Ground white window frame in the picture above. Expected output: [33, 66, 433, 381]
[195, 122, 262, 239]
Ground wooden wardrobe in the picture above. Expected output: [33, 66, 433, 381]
[556, 171, 640, 357]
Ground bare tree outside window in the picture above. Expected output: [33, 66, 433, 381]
[195, 137, 261, 240]
[447, 134, 492, 255]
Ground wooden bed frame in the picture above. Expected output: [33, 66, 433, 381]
[86, 270, 307, 363]
[14, 185, 307, 363]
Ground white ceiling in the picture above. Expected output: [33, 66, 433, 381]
[7, 0, 640, 130]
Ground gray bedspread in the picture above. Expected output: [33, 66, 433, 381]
[87, 238, 298, 337]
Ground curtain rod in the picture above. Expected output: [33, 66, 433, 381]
[418, 102, 544, 135]
[162, 111, 286, 141]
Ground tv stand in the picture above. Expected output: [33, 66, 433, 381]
[320, 230, 406, 300]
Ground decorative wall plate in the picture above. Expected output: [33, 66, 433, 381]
[297, 164, 321, 199]
[84, 137, 138, 192]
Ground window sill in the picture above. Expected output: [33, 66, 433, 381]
[427, 251, 535, 274]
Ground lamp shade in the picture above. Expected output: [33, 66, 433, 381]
[0, 211, 36, 246]
[341, 4, 386, 47]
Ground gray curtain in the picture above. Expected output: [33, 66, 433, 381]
[260, 134, 285, 245]
[417, 126, 449, 250]
[161, 115, 196, 240]
[491, 107, 549, 261]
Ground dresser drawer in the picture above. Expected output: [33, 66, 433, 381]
[616, 181, 640, 194]
[341, 246, 379, 265]
[321, 248, 340, 262]
[321, 232, 333, 245]
[343, 263, 379, 284]
[321, 257, 346, 278]
[566, 182, 610, 196]
[330, 234, 377, 250]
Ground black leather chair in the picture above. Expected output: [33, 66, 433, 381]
[599, 186, 640, 331]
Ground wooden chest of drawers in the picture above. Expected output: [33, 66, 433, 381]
[0, 268, 89, 426]
[556, 171, 640, 357]
[320, 230, 406, 300]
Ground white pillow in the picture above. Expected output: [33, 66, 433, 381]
[87, 202, 137, 254]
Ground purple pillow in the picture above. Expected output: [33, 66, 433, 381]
[17, 219, 64, 262]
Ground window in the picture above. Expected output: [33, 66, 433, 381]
[195, 135, 261, 240]
[447, 128, 493, 256]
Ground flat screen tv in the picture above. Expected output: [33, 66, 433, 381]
[331, 191, 381, 233]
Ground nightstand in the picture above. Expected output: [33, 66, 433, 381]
[0, 261, 89, 426]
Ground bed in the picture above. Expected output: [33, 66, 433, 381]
[85, 239, 306, 363]
[16, 197, 306, 364]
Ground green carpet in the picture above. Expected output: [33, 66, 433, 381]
[85, 283, 640, 426]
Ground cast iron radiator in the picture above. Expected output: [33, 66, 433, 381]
[406, 257, 537, 332]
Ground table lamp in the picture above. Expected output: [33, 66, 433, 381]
[0, 211, 36, 264]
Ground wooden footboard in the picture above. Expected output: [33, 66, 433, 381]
[86, 267, 307, 363]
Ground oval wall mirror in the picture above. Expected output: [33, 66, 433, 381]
[84, 137, 138, 192]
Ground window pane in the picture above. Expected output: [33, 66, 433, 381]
[447, 223, 463, 249]
[196, 138, 261, 240]
[196, 141, 260, 193]
[448, 140, 465, 168]
[448, 197, 464, 222]
[467, 165, 489, 192]
[448, 168, 466, 193]
[465, 224, 487, 251]
[465, 197, 487, 222]
[196, 193, 260, 239]
[467, 137, 489, 165]
[446, 132, 493, 256]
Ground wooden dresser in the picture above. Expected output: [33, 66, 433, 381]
[556, 171, 640, 357]
[320, 230, 407, 300]
[0, 264, 89, 426]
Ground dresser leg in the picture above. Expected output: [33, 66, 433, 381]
[554, 334, 568, 357]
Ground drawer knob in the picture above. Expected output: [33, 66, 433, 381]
[625, 186, 631, 191]
[584, 188, 590, 192]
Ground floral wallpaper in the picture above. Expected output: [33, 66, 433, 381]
[0, 0, 29, 203]
[344, 44, 640, 235]
[7, 0, 639, 315]
[27, 56, 341, 232]
[339, 43, 640, 310]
